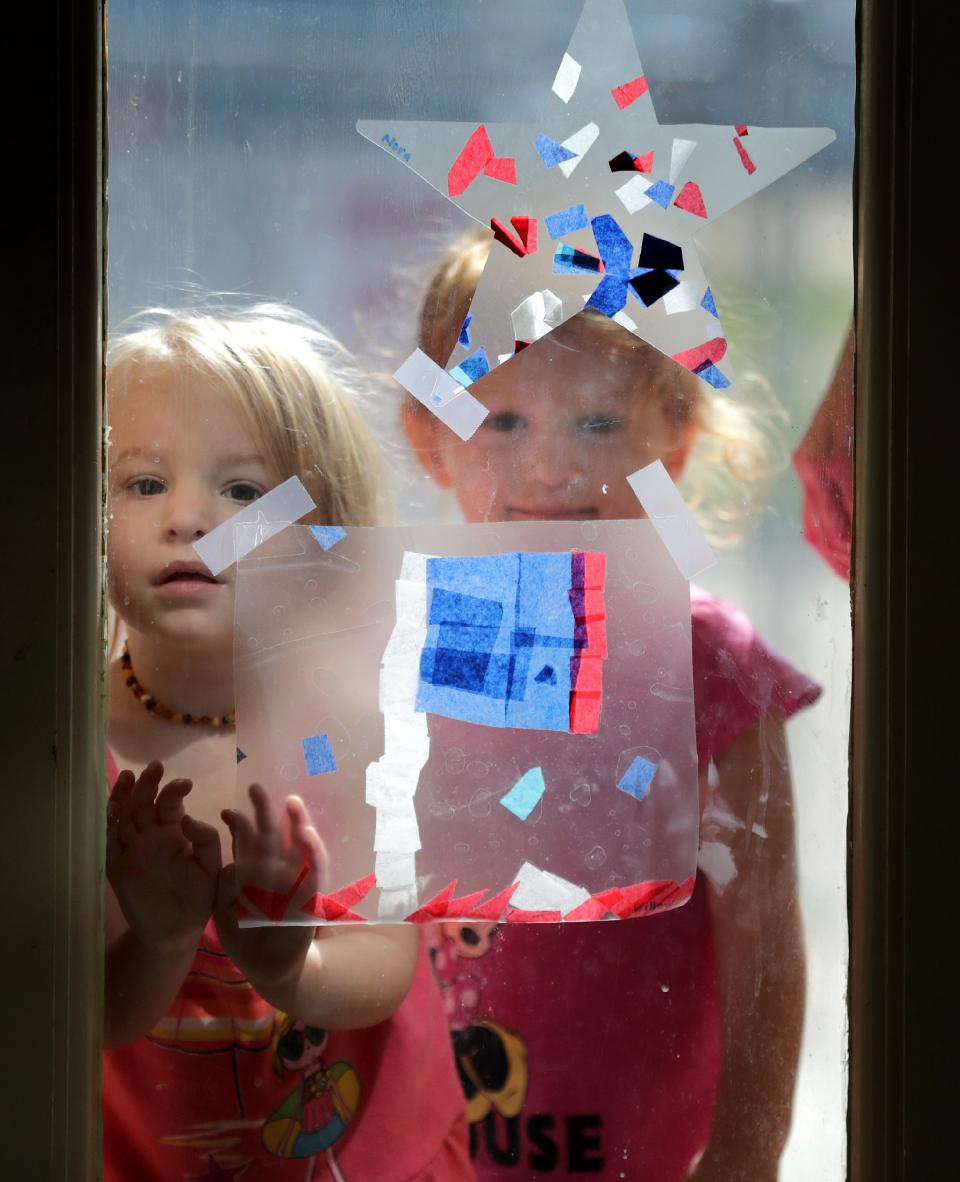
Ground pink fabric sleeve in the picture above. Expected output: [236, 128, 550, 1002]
[691, 586, 822, 767]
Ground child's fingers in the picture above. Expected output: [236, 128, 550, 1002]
[130, 761, 165, 831]
[182, 816, 222, 879]
[107, 770, 137, 847]
[247, 783, 278, 838]
[156, 779, 194, 825]
[287, 796, 329, 880]
[221, 808, 257, 859]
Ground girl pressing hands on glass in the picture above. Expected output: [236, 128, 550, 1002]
[103, 306, 473, 1182]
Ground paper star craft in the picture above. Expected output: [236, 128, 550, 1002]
[358, 0, 834, 397]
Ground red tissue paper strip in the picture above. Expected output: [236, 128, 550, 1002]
[635, 150, 655, 173]
[484, 156, 517, 185]
[507, 908, 563, 923]
[300, 893, 368, 922]
[491, 215, 538, 257]
[733, 136, 757, 175]
[328, 873, 377, 909]
[446, 889, 493, 916]
[735, 124, 749, 136]
[672, 337, 727, 373]
[572, 550, 607, 589]
[569, 694, 602, 734]
[466, 882, 519, 921]
[405, 880, 459, 923]
[611, 75, 649, 109]
[447, 125, 517, 197]
[674, 181, 708, 218]
[611, 876, 696, 918]
[242, 863, 310, 922]
[563, 897, 615, 921]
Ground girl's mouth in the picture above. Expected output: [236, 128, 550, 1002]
[155, 562, 222, 588]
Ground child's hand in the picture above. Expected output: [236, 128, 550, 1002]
[215, 785, 327, 994]
[106, 760, 222, 953]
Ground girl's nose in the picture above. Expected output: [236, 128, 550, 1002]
[163, 486, 216, 541]
[524, 431, 587, 492]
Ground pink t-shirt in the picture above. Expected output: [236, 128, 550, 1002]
[429, 588, 821, 1181]
[103, 755, 473, 1182]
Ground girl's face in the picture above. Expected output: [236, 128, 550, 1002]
[108, 364, 278, 651]
[408, 318, 691, 524]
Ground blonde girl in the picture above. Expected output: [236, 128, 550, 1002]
[103, 304, 472, 1181]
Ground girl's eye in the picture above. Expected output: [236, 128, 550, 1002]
[223, 482, 263, 504]
[128, 476, 166, 497]
[577, 413, 620, 435]
[483, 412, 525, 434]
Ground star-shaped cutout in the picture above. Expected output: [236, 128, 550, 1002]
[358, 0, 834, 396]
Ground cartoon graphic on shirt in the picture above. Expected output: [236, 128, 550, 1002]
[145, 931, 361, 1177]
[430, 922, 528, 1124]
[262, 1015, 361, 1160]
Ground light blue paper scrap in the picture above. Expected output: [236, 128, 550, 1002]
[309, 525, 347, 550]
[500, 766, 547, 820]
[545, 203, 589, 239]
[617, 755, 658, 802]
[302, 733, 338, 776]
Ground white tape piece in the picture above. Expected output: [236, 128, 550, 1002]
[669, 137, 697, 184]
[615, 173, 652, 214]
[552, 52, 581, 103]
[662, 279, 700, 316]
[558, 122, 600, 178]
[511, 861, 591, 915]
[192, 476, 316, 577]
[627, 460, 717, 579]
[393, 349, 488, 441]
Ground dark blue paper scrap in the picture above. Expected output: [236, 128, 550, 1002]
[302, 733, 337, 776]
[693, 362, 732, 390]
[309, 525, 347, 551]
[591, 214, 634, 276]
[534, 665, 557, 684]
[458, 311, 473, 347]
[545, 203, 589, 239]
[236, 747, 247, 763]
[535, 133, 578, 168]
[428, 587, 504, 629]
[449, 346, 490, 387]
[617, 755, 658, 802]
[637, 233, 684, 273]
[587, 275, 630, 316]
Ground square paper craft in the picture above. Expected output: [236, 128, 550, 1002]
[233, 521, 698, 925]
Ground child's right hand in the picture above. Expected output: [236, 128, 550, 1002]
[107, 760, 222, 953]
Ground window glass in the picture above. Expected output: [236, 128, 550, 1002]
[106, 2, 853, 1178]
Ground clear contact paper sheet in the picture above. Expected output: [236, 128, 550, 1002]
[233, 521, 699, 924]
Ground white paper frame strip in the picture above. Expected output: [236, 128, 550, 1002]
[192, 476, 316, 576]
[627, 460, 717, 580]
[393, 349, 489, 441]
[366, 550, 432, 918]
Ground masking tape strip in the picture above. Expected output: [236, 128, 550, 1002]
[192, 476, 316, 576]
[626, 460, 717, 580]
[394, 349, 488, 441]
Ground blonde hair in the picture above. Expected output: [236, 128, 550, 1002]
[107, 302, 390, 528]
[416, 230, 786, 546]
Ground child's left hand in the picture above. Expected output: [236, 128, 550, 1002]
[215, 784, 328, 996]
